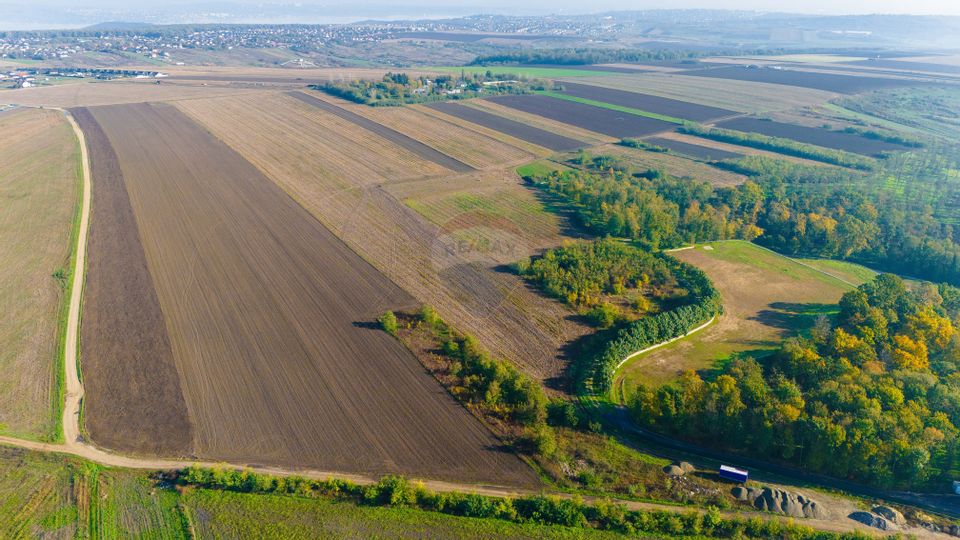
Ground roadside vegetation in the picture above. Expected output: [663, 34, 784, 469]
[632, 273, 960, 490]
[316, 71, 554, 106]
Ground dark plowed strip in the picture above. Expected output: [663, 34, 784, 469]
[427, 101, 584, 151]
[715, 117, 907, 156]
[560, 82, 735, 122]
[70, 107, 193, 456]
[644, 137, 743, 161]
[678, 66, 926, 94]
[489, 94, 676, 139]
[288, 91, 475, 173]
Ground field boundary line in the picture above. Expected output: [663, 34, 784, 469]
[614, 315, 717, 373]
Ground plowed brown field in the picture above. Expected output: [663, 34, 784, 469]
[78, 102, 538, 485]
[178, 94, 590, 386]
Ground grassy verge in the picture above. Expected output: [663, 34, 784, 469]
[427, 65, 621, 78]
[539, 91, 686, 124]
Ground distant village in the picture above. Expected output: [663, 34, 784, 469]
[1, 68, 167, 88]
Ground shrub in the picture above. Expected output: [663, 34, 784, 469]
[378, 310, 398, 335]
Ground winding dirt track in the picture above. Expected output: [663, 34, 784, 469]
[0, 107, 906, 537]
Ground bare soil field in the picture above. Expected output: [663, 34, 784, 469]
[489, 94, 676, 138]
[288, 91, 475, 173]
[180, 95, 590, 386]
[588, 143, 748, 187]
[616, 242, 857, 397]
[843, 59, 960, 76]
[464, 99, 616, 145]
[0, 108, 79, 440]
[715, 116, 910, 156]
[1, 79, 267, 107]
[426, 101, 584, 151]
[560, 82, 736, 122]
[679, 66, 927, 94]
[175, 92, 449, 188]
[303, 91, 536, 170]
[72, 107, 194, 455]
[643, 136, 743, 161]
[82, 101, 539, 484]
[560, 73, 838, 114]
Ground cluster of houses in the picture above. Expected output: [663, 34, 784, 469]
[0, 68, 167, 88]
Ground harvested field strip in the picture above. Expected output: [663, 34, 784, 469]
[559, 73, 838, 114]
[87, 102, 536, 485]
[488, 94, 676, 139]
[643, 137, 743, 161]
[539, 91, 684, 124]
[464, 99, 615, 145]
[72, 107, 194, 456]
[426, 101, 584, 151]
[714, 117, 908, 156]
[287, 91, 475, 173]
[0, 108, 78, 441]
[176, 93, 448, 188]
[655, 132, 842, 168]
[308, 93, 535, 170]
[412, 105, 551, 157]
[560, 82, 735, 122]
[679, 66, 926, 94]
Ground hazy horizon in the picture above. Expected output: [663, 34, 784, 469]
[1, 1, 959, 31]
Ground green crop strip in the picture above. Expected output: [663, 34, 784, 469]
[538, 91, 686, 125]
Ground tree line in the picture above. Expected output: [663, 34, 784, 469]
[178, 467, 877, 539]
[631, 274, 960, 489]
[522, 153, 960, 286]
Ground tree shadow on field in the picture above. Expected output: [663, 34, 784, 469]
[352, 320, 381, 330]
[523, 181, 592, 240]
[749, 302, 836, 332]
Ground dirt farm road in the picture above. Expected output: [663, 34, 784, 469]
[0, 107, 930, 537]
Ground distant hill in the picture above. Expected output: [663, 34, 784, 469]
[83, 22, 156, 31]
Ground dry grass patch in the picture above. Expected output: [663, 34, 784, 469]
[653, 132, 842, 168]
[0, 108, 79, 440]
[2, 79, 268, 107]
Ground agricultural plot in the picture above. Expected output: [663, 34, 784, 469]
[0, 108, 79, 441]
[175, 92, 449, 189]
[489, 94, 675, 139]
[303, 92, 537, 170]
[559, 82, 735, 122]
[679, 66, 925, 94]
[2, 79, 265, 108]
[714, 117, 910, 156]
[642, 137, 743, 161]
[180, 94, 590, 384]
[287, 91, 475, 173]
[79, 102, 537, 485]
[560, 72, 837, 114]
[464, 99, 616, 145]
[391, 171, 571, 256]
[426, 101, 584, 151]
[843, 59, 960, 76]
[615, 242, 861, 397]
[653, 132, 841, 168]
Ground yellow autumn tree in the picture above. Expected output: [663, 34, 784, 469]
[892, 334, 929, 370]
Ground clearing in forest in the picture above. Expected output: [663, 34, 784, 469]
[615, 241, 870, 399]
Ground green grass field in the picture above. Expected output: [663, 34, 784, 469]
[615, 242, 871, 398]
[0, 445, 629, 539]
[516, 159, 572, 178]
